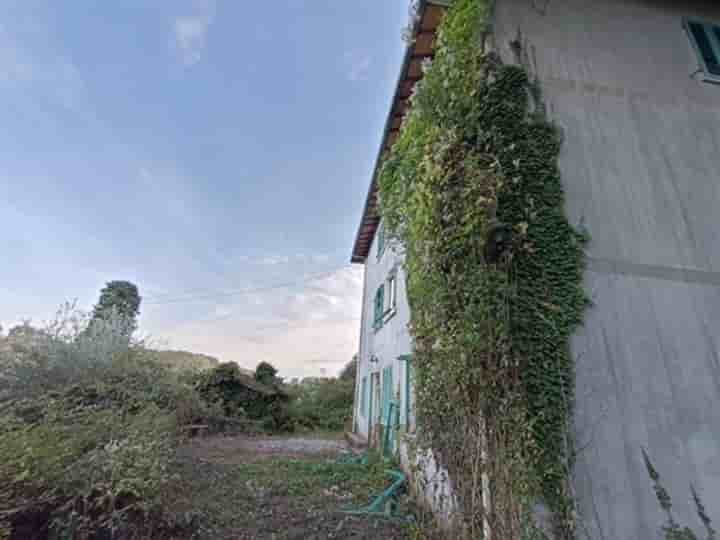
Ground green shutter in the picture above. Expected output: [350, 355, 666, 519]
[687, 20, 720, 77]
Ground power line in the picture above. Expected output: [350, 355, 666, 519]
[143, 265, 353, 306]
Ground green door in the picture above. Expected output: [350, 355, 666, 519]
[380, 366, 396, 453]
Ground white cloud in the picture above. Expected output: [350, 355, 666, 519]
[344, 51, 372, 82]
[213, 305, 233, 318]
[258, 255, 291, 266]
[152, 266, 364, 378]
[311, 254, 330, 264]
[172, 0, 216, 66]
[228, 253, 335, 267]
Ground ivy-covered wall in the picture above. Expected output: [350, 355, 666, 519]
[492, 0, 720, 538]
[377, 0, 587, 537]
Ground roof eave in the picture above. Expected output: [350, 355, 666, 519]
[349, 0, 449, 264]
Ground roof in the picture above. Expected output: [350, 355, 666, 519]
[350, 0, 450, 264]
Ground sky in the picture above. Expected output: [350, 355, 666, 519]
[0, 0, 412, 378]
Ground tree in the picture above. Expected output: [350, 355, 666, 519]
[89, 281, 141, 337]
[339, 356, 357, 383]
[7, 322, 47, 343]
[255, 361, 279, 386]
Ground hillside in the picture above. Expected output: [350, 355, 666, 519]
[152, 349, 221, 372]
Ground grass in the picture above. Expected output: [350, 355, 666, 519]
[167, 448, 410, 539]
[235, 457, 386, 497]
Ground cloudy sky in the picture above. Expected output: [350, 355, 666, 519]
[0, 0, 411, 378]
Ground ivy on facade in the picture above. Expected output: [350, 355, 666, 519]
[378, 0, 588, 537]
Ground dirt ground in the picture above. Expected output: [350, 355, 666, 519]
[182, 433, 350, 464]
[169, 434, 411, 540]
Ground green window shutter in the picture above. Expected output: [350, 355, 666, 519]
[687, 20, 720, 77]
[374, 290, 379, 327]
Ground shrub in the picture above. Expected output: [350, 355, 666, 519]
[0, 305, 200, 539]
[287, 377, 354, 432]
[195, 362, 290, 431]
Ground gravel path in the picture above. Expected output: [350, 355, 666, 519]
[181, 434, 351, 464]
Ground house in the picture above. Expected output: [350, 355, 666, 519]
[350, 0, 720, 538]
[350, 0, 446, 444]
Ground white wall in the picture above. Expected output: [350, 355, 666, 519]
[353, 223, 413, 440]
[352, 223, 459, 526]
[493, 1, 720, 538]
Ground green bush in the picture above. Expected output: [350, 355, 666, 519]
[195, 362, 290, 431]
[0, 306, 201, 538]
[287, 377, 354, 432]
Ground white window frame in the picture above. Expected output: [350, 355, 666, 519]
[383, 270, 398, 324]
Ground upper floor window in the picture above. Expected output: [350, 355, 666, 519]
[686, 19, 720, 80]
[373, 285, 385, 329]
[373, 271, 398, 331]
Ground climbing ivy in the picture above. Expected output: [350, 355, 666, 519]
[378, 0, 587, 537]
[643, 448, 717, 540]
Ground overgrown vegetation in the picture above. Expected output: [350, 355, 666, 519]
[151, 349, 219, 372]
[286, 376, 355, 432]
[378, 0, 587, 537]
[0, 281, 359, 538]
[196, 361, 291, 431]
[0, 304, 214, 539]
[285, 358, 357, 432]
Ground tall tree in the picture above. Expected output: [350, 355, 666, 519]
[254, 361, 279, 386]
[90, 281, 141, 337]
[339, 356, 357, 382]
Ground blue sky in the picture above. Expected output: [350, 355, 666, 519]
[0, 0, 411, 378]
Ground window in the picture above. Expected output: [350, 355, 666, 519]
[686, 19, 720, 79]
[360, 376, 368, 417]
[376, 223, 385, 260]
[373, 285, 385, 329]
[373, 271, 398, 331]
